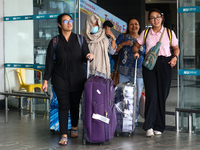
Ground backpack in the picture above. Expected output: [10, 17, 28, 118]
[52, 34, 84, 61]
[144, 27, 172, 45]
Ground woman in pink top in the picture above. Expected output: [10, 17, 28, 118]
[133, 8, 180, 137]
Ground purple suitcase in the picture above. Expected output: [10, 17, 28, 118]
[82, 74, 117, 145]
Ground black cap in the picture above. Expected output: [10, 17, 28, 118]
[103, 20, 114, 28]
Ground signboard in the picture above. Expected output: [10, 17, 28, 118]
[62, 0, 127, 33]
[4, 63, 45, 69]
[4, 13, 76, 21]
[4, 0, 127, 33]
[4, 15, 33, 21]
[179, 69, 200, 76]
[79, 0, 126, 33]
[178, 6, 200, 13]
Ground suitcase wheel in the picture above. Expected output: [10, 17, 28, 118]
[82, 129, 86, 145]
[82, 139, 86, 145]
[50, 130, 55, 135]
[116, 133, 120, 137]
[128, 132, 132, 137]
[99, 142, 103, 146]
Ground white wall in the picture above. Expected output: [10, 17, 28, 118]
[4, 0, 33, 16]
[0, 0, 4, 98]
[4, 0, 34, 91]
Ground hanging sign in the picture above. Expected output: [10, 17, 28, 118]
[4, 13, 76, 21]
[178, 6, 200, 13]
[80, 0, 127, 33]
[179, 69, 200, 76]
[4, 63, 45, 69]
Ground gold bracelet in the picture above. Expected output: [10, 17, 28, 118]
[119, 44, 122, 49]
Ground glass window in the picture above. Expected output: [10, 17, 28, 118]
[178, 0, 200, 132]
[33, 0, 76, 96]
[4, 0, 76, 112]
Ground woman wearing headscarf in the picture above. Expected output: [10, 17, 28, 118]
[81, 14, 116, 78]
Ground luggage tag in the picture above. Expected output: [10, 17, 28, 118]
[92, 113, 110, 124]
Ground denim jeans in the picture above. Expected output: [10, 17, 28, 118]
[119, 74, 144, 122]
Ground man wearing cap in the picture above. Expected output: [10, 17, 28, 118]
[103, 20, 117, 54]
[103, 20, 117, 74]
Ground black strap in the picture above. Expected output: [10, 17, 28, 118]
[116, 34, 126, 72]
[77, 34, 83, 48]
[53, 35, 59, 61]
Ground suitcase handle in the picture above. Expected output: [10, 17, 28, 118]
[134, 59, 137, 85]
[87, 56, 90, 79]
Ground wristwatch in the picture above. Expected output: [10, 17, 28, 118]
[174, 55, 178, 59]
[112, 38, 116, 41]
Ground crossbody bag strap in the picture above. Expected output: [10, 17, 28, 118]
[145, 27, 166, 56]
[116, 34, 126, 71]
[53, 35, 59, 61]
[159, 27, 165, 43]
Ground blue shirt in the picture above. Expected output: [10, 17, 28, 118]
[116, 33, 146, 78]
[108, 37, 117, 73]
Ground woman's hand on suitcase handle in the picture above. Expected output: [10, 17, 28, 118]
[133, 42, 141, 59]
[133, 52, 139, 59]
[42, 80, 48, 93]
[86, 53, 94, 61]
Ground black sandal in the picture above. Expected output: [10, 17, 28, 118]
[71, 129, 78, 138]
[59, 137, 68, 146]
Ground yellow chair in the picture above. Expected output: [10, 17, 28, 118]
[15, 68, 43, 93]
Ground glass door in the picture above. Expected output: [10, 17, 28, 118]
[33, 0, 78, 92]
[178, 0, 200, 132]
[33, 0, 78, 111]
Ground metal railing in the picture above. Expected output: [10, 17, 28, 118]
[0, 91, 50, 114]
[175, 108, 200, 133]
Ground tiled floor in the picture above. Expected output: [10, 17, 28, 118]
[0, 79, 200, 150]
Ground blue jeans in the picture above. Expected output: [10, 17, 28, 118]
[119, 74, 143, 122]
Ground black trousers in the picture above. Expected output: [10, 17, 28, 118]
[142, 56, 172, 132]
[53, 87, 83, 135]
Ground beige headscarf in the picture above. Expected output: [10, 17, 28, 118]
[81, 14, 110, 77]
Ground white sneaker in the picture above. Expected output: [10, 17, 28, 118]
[154, 130, 162, 135]
[146, 128, 154, 137]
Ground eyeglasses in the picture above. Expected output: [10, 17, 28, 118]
[63, 20, 74, 24]
[150, 16, 162, 21]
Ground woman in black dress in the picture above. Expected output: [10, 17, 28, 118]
[42, 13, 93, 146]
